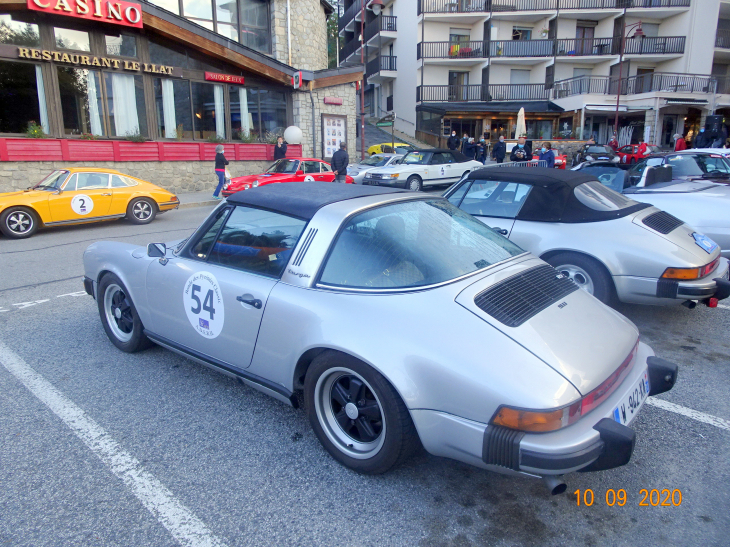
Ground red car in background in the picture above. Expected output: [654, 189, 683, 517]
[531, 153, 568, 169]
[222, 158, 354, 196]
[617, 144, 661, 164]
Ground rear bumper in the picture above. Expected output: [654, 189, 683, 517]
[613, 257, 730, 305]
[362, 178, 405, 188]
[83, 276, 95, 299]
[158, 198, 179, 212]
[411, 344, 678, 477]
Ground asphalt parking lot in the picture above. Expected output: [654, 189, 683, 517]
[1, 202, 728, 547]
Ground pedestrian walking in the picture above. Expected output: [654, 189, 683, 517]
[538, 142, 555, 168]
[478, 138, 488, 163]
[331, 142, 349, 183]
[274, 136, 287, 159]
[213, 144, 228, 200]
[510, 136, 531, 162]
[673, 133, 687, 151]
[492, 136, 506, 163]
[447, 131, 460, 150]
[637, 138, 649, 159]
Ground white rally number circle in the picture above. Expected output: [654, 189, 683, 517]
[183, 271, 225, 339]
[71, 194, 94, 215]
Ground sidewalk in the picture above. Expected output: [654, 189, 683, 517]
[177, 191, 220, 209]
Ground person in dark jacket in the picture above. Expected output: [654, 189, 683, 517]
[463, 138, 477, 159]
[693, 128, 709, 148]
[491, 136, 506, 163]
[460, 133, 469, 152]
[510, 136, 531, 162]
[331, 142, 349, 183]
[213, 144, 229, 199]
[273, 136, 287, 159]
[538, 142, 555, 168]
[447, 131, 460, 150]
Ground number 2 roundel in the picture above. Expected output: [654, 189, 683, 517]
[183, 271, 225, 339]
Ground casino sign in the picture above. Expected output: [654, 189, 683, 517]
[27, 0, 143, 28]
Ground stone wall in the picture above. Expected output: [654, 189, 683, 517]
[0, 160, 271, 195]
[271, 0, 329, 71]
[292, 83, 358, 159]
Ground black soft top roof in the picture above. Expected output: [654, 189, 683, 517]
[412, 148, 469, 162]
[466, 167, 650, 222]
[226, 181, 410, 219]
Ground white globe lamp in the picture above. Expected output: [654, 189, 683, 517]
[284, 126, 303, 145]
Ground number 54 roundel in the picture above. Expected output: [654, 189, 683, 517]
[183, 271, 225, 338]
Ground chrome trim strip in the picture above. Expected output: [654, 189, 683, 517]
[45, 214, 126, 226]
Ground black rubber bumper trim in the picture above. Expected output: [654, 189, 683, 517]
[713, 278, 730, 300]
[647, 356, 679, 396]
[656, 278, 678, 299]
[677, 286, 715, 297]
[578, 418, 635, 472]
[482, 425, 524, 470]
[83, 276, 94, 299]
[520, 441, 604, 471]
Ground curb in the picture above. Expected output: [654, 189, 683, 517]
[178, 200, 220, 210]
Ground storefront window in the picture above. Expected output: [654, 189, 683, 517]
[149, 40, 188, 68]
[155, 78, 194, 139]
[105, 73, 148, 137]
[184, 0, 214, 30]
[0, 60, 48, 134]
[0, 13, 40, 47]
[240, 0, 270, 52]
[105, 33, 137, 57]
[216, 0, 238, 36]
[58, 67, 104, 136]
[54, 27, 91, 52]
[230, 86, 260, 140]
[525, 120, 553, 140]
[149, 0, 180, 14]
[192, 82, 225, 139]
[258, 88, 286, 134]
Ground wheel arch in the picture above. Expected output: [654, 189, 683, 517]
[1, 204, 45, 227]
[128, 194, 160, 212]
[539, 249, 617, 296]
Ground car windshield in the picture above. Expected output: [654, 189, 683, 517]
[574, 180, 638, 211]
[266, 159, 299, 174]
[360, 156, 391, 167]
[319, 199, 524, 290]
[664, 154, 730, 177]
[401, 151, 429, 165]
[395, 146, 413, 154]
[33, 170, 69, 190]
[579, 166, 626, 192]
[586, 146, 613, 155]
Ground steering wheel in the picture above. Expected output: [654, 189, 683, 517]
[598, 174, 614, 184]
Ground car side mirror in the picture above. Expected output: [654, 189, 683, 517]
[295, 170, 304, 176]
[147, 243, 166, 258]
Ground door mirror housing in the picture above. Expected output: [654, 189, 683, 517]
[147, 243, 166, 258]
[295, 170, 304, 176]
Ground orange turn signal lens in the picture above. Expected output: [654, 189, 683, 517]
[491, 405, 579, 433]
[661, 267, 700, 280]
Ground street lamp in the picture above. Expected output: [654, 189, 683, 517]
[613, 21, 644, 143]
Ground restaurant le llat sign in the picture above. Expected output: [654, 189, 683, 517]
[27, 0, 144, 28]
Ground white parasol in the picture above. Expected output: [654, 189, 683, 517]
[515, 107, 527, 139]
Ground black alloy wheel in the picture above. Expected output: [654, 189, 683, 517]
[127, 198, 157, 225]
[98, 273, 153, 352]
[0, 207, 39, 239]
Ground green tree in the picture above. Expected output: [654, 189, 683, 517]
[327, 7, 339, 68]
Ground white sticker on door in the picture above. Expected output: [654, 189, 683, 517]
[183, 271, 225, 339]
[71, 194, 94, 215]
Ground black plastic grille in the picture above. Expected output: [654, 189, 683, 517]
[474, 265, 579, 327]
[642, 210, 684, 234]
[482, 425, 525, 471]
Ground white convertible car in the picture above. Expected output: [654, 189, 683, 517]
[363, 149, 484, 191]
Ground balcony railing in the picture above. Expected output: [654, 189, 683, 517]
[716, 29, 730, 49]
[363, 15, 397, 43]
[366, 55, 397, 78]
[488, 84, 551, 100]
[622, 36, 685, 55]
[490, 39, 554, 57]
[416, 84, 550, 102]
[338, 38, 359, 62]
[338, 2, 361, 33]
[552, 76, 611, 97]
[417, 0, 690, 14]
[417, 41, 487, 59]
[556, 37, 614, 56]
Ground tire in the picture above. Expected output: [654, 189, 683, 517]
[0, 206, 39, 239]
[127, 198, 157, 225]
[544, 252, 615, 305]
[97, 273, 153, 353]
[406, 175, 422, 192]
[304, 351, 419, 474]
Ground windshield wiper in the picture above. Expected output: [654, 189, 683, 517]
[700, 172, 730, 179]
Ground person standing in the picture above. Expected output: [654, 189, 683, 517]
[510, 136, 531, 162]
[331, 142, 349, 183]
[607, 134, 619, 152]
[673, 133, 687, 151]
[213, 144, 228, 200]
[447, 131, 460, 150]
[463, 138, 477, 159]
[461, 133, 469, 152]
[637, 138, 649, 159]
[693, 127, 709, 148]
[538, 142, 555, 168]
[274, 136, 287, 159]
[492, 136, 506, 163]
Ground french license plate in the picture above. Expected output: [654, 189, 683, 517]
[612, 371, 650, 426]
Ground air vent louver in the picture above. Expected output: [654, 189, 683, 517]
[642, 211, 684, 234]
[474, 265, 579, 327]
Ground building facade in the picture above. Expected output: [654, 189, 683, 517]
[339, 0, 730, 148]
[0, 0, 359, 193]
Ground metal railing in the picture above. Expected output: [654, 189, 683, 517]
[417, 0, 689, 13]
[716, 29, 730, 49]
[338, 38, 359, 63]
[363, 15, 398, 43]
[622, 36, 685, 54]
[490, 39, 554, 57]
[418, 0, 488, 15]
[417, 40, 487, 59]
[487, 84, 551, 100]
[365, 55, 397, 78]
[489, 160, 548, 167]
[491, 0, 557, 11]
[555, 37, 614, 56]
[618, 72, 714, 94]
[338, 2, 361, 32]
[417, 84, 488, 102]
[552, 76, 611, 97]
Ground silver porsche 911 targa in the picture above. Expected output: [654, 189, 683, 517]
[83, 182, 678, 493]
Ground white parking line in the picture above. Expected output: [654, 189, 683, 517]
[718, 304, 730, 311]
[647, 398, 730, 432]
[0, 340, 229, 547]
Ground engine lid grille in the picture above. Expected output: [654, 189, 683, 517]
[474, 265, 579, 328]
[642, 210, 684, 234]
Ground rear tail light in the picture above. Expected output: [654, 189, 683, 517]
[490, 340, 639, 433]
[662, 258, 719, 280]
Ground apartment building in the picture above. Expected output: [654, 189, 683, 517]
[339, 0, 730, 147]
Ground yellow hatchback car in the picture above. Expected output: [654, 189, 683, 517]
[0, 168, 179, 239]
[366, 142, 415, 156]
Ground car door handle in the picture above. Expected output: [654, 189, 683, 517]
[492, 227, 509, 235]
[101, 193, 111, 196]
[237, 296, 262, 309]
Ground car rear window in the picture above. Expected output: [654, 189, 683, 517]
[319, 199, 524, 290]
[574, 180, 637, 211]
[586, 146, 613, 154]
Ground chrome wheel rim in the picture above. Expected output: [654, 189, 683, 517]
[133, 201, 152, 220]
[314, 367, 385, 459]
[6, 211, 33, 234]
[554, 264, 595, 295]
[408, 178, 420, 191]
[104, 284, 134, 342]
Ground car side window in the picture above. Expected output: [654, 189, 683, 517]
[442, 152, 456, 164]
[190, 207, 231, 260]
[430, 153, 445, 165]
[446, 179, 472, 207]
[206, 206, 307, 277]
[76, 173, 110, 190]
[459, 181, 532, 218]
[111, 175, 136, 187]
[620, 146, 632, 153]
[321, 162, 332, 172]
[303, 161, 320, 174]
[63, 174, 77, 191]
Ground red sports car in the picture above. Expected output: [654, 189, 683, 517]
[222, 158, 353, 196]
[617, 144, 661, 164]
[531, 153, 568, 169]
